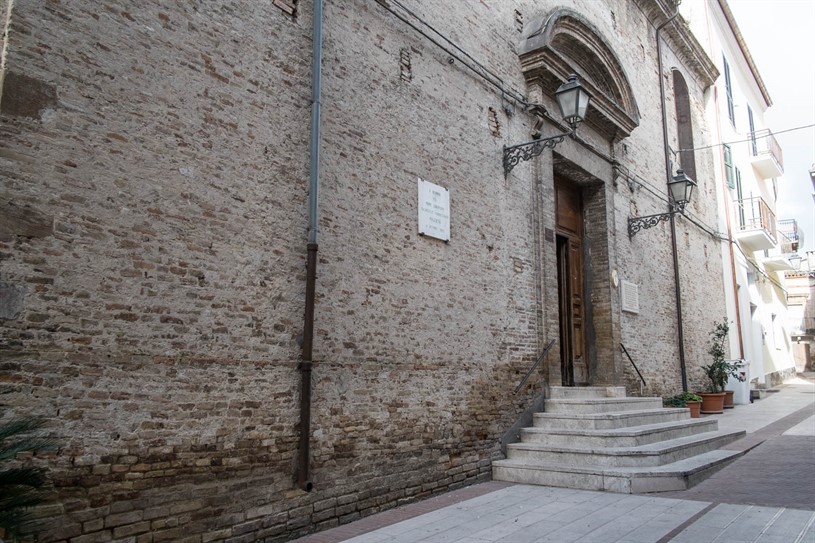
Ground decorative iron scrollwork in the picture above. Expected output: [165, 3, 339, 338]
[627, 200, 688, 238]
[627, 212, 674, 238]
[502, 131, 570, 177]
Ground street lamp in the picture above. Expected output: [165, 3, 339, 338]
[503, 74, 592, 177]
[789, 253, 802, 270]
[667, 169, 696, 211]
[628, 169, 697, 237]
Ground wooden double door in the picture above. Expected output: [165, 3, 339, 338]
[555, 177, 589, 386]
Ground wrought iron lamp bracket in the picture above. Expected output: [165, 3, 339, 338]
[627, 202, 686, 238]
[503, 130, 572, 177]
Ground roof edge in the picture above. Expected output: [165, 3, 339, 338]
[717, 0, 772, 107]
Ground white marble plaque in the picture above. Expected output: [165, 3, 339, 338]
[417, 178, 450, 242]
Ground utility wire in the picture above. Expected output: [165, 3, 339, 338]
[679, 123, 815, 152]
[374, 0, 529, 107]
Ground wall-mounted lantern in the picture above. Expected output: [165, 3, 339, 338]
[503, 74, 592, 177]
[627, 169, 697, 237]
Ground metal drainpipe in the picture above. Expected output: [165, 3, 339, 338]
[297, 0, 323, 493]
[656, 12, 689, 392]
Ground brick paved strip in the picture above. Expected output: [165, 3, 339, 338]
[657, 433, 815, 510]
[290, 481, 514, 543]
[722, 402, 815, 452]
[654, 502, 717, 543]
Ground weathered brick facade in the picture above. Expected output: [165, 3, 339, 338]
[1, 0, 728, 540]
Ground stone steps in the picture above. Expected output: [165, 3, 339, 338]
[544, 397, 664, 414]
[506, 429, 744, 467]
[520, 418, 718, 447]
[492, 449, 743, 493]
[532, 407, 690, 430]
[492, 386, 746, 493]
[547, 386, 627, 398]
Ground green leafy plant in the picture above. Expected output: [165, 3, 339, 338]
[701, 320, 742, 393]
[663, 391, 703, 407]
[0, 418, 54, 542]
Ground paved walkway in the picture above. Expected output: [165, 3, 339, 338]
[291, 377, 815, 543]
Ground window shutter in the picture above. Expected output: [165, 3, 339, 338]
[723, 55, 735, 126]
[723, 144, 735, 189]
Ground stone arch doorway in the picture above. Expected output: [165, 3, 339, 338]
[516, 7, 633, 388]
[548, 158, 621, 388]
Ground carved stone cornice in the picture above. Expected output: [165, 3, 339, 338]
[635, 0, 720, 88]
[519, 9, 640, 142]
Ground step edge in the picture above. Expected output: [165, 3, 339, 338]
[507, 430, 746, 456]
[533, 408, 688, 419]
[521, 419, 716, 437]
[492, 449, 743, 477]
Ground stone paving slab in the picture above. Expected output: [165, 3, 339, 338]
[784, 414, 815, 436]
[667, 504, 815, 543]
[296, 485, 815, 543]
[293, 484, 711, 543]
[339, 486, 709, 543]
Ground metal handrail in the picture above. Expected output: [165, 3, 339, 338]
[514, 339, 556, 394]
[620, 343, 646, 394]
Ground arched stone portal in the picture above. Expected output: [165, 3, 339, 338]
[519, 8, 640, 141]
[520, 9, 636, 387]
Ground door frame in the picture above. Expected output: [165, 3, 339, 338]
[554, 177, 589, 386]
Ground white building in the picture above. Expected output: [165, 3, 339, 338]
[681, 0, 797, 387]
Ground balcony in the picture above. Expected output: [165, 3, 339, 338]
[733, 196, 777, 251]
[749, 129, 784, 179]
[778, 219, 801, 253]
[761, 255, 794, 272]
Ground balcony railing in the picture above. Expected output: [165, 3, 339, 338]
[749, 129, 784, 179]
[778, 218, 800, 253]
[734, 196, 777, 250]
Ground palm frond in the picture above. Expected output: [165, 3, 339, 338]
[0, 417, 55, 542]
[0, 467, 48, 489]
[0, 419, 44, 441]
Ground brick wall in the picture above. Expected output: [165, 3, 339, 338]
[1, 0, 727, 540]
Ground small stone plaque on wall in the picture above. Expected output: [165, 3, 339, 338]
[621, 280, 640, 314]
[417, 178, 450, 242]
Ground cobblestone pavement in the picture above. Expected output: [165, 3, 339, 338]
[291, 378, 815, 543]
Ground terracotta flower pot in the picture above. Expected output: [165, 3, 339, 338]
[723, 390, 735, 409]
[699, 392, 726, 414]
[686, 400, 701, 418]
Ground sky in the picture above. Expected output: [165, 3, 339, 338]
[726, 0, 815, 255]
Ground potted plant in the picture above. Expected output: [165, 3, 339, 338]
[663, 392, 703, 418]
[699, 320, 740, 414]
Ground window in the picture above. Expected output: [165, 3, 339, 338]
[723, 54, 735, 126]
[735, 167, 744, 227]
[723, 143, 735, 189]
[672, 71, 696, 181]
